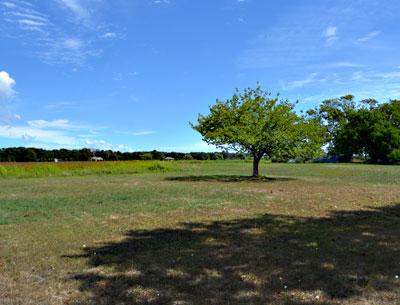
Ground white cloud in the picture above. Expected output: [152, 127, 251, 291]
[2, 2, 17, 9]
[285, 73, 323, 89]
[0, 71, 16, 99]
[27, 119, 72, 129]
[0, 118, 122, 149]
[323, 26, 338, 45]
[0, 125, 78, 145]
[27, 119, 99, 131]
[131, 131, 155, 136]
[153, 0, 170, 4]
[329, 62, 365, 68]
[58, 0, 90, 22]
[352, 71, 371, 82]
[115, 130, 155, 136]
[1, 1, 103, 66]
[324, 26, 337, 37]
[83, 139, 133, 152]
[351, 69, 400, 83]
[3, 1, 49, 31]
[103, 32, 117, 39]
[375, 71, 400, 79]
[9, 11, 48, 23]
[358, 31, 381, 42]
[62, 38, 83, 50]
[18, 18, 46, 27]
[42, 37, 99, 66]
[45, 101, 77, 110]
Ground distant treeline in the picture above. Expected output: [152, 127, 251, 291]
[0, 147, 247, 162]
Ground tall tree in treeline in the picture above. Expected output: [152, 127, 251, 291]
[192, 86, 326, 177]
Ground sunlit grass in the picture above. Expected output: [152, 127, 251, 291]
[0, 160, 175, 178]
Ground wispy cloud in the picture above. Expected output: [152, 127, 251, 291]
[26, 119, 92, 130]
[0, 117, 133, 150]
[352, 71, 371, 82]
[42, 39, 100, 66]
[83, 139, 134, 152]
[328, 62, 365, 68]
[284, 73, 324, 89]
[102, 32, 117, 39]
[45, 101, 78, 111]
[153, 0, 170, 4]
[2, 1, 50, 33]
[238, 28, 321, 69]
[238, 17, 247, 24]
[0, 124, 78, 145]
[0, 0, 118, 66]
[323, 26, 338, 46]
[116, 130, 156, 136]
[358, 31, 381, 42]
[375, 71, 400, 79]
[57, 0, 91, 23]
[131, 131, 155, 136]
[352, 69, 400, 82]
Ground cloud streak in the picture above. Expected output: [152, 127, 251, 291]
[284, 73, 324, 89]
[328, 62, 365, 68]
[58, 0, 90, 22]
[358, 31, 381, 42]
[0, 0, 112, 66]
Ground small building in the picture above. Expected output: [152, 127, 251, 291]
[164, 157, 175, 161]
[90, 156, 104, 162]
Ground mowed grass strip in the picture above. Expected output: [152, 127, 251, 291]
[0, 161, 399, 305]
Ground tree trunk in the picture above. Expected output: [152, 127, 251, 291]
[252, 154, 261, 177]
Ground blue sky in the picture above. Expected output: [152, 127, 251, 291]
[1, 0, 399, 152]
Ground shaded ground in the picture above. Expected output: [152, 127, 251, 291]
[165, 175, 295, 183]
[66, 204, 400, 305]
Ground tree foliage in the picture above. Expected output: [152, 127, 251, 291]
[315, 96, 400, 163]
[192, 86, 326, 176]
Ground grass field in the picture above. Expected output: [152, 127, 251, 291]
[0, 161, 399, 305]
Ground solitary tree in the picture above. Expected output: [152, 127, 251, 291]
[191, 86, 325, 177]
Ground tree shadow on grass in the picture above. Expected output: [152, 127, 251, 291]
[165, 175, 296, 183]
[65, 204, 400, 305]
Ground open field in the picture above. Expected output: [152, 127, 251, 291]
[0, 161, 399, 305]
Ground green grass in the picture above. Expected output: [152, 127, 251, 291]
[0, 160, 175, 178]
[0, 161, 399, 305]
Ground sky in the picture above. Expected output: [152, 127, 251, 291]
[1, 0, 400, 152]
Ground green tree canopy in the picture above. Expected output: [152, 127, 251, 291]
[191, 86, 326, 176]
[316, 96, 400, 163]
